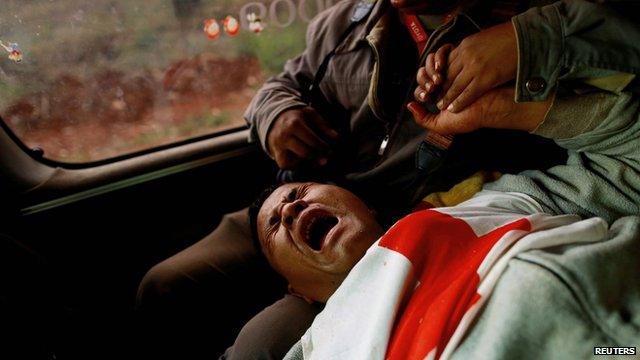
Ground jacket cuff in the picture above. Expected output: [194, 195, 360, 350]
[247, 100, 306, 157]
[532, 91, 616, 140]
[512, 3, 563, 103]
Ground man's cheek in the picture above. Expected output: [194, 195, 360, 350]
[390, 0, 421, 8]
[393, 0, 457, 14]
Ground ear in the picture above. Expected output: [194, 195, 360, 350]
[287, 284, 315, 304]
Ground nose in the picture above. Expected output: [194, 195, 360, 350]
[281, 199, 308, 229]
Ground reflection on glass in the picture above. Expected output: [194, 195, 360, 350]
[0, 0, 321, 162]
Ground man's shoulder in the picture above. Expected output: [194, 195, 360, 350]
[306, 0, 381, 44]
[314, 0, 362, 23]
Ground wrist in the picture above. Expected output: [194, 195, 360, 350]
[265, 107, 300, 157]
[518, 94, 554, 132]
[495, 21, 518, 83]
[479, 87, 551, 132]
[518, 97, 552, 132]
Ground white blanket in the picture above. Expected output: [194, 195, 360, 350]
[297, 191, 609, 360]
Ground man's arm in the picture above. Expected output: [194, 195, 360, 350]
[513, 0, 640, 102]
[244, 52, 314, 154]
[415, 0, 640, 113]
[410, 84, 640, 223]
[244, 1, 356, 164]
[487, 0, 640, 223]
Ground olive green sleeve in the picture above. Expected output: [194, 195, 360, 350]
[511, 0, 640, 102]
[487, 89, 640, 222]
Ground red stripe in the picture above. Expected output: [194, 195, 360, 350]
[379, 210, 531, 359]
[401, 14, 429, 54]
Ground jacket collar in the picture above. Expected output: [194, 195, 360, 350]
[335, 0, 390, 54]
[334, 0, 500, 55]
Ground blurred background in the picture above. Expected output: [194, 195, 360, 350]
[0, 0, 327, 162]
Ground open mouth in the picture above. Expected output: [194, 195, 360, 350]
[303, 214, 338, 251]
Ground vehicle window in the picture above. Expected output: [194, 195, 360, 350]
[0, 0, 327, 163]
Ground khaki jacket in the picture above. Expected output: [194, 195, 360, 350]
[245, 0, 640, 220]
[245, 0, 542, 214]
[245, 0, 424, 207]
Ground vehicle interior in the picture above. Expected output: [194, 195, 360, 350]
[0, 0, 307, 357]
[3, 0, 639, 359]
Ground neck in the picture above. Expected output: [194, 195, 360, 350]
[417, 13, 447, 29]
[400, 0, 470, 16]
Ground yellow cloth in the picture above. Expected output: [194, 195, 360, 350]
[422, 171, 502, 208]
[584, 73, 636, 94]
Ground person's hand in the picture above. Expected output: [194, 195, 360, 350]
[266, 107, 339, 169]
[407, 87, 552, 135]
[414, 44, 454, 104]
[436, 21, 518, 113]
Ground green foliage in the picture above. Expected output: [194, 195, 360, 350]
[235, 23, 306, 75]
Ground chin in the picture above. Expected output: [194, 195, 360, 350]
[393, 1, 459, 15]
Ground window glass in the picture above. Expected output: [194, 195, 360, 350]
[0, 0, 327, 163]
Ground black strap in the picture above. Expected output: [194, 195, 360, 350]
[277, 1, 375, 184]
[303, 0, 375, 104]
[304, 21, 360, 104]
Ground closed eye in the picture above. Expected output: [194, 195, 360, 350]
[270, 184, 309, 231]
[286, 188, 297, 202]
[285, 183, 310, 203]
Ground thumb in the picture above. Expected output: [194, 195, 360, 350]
[277, 150, 301, 170]
[408, 101, 476, 135]
[303, 107, 339, 140]
[407, 101, 444, 133]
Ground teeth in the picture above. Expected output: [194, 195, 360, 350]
[305, 217, 317, 242]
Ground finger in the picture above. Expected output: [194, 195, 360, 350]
[424, 53, 441, 86]
[439, 71, 473, 112]
[447, 78, 482, 113]
[417, 68, 434, 95]
[441, 56, 463, 92]
[414, 85, 425, 103]
[294, 120, 331, 153]
[291, 134, 329, 166]
[286, 137, 314, 160]
[448, 46, 460, 64]
[434, 44, 454, 75]
[417, 66, 428, 86]
[407, 101, 443, 132]
[408, 101, 479, 135]
[303, 108, 339, 140]
[413, 85, 432, 103]
[276, 150, 301, 169]
[407, 101, 428, 125]
[438, 59, 463, 109]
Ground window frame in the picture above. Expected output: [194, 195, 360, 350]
[0, 117, 260, 214]
[1, 115, 249, 170]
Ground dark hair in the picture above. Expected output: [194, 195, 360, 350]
[248, 185, 279, 253]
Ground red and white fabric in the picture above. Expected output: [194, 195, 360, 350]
[299, 191, 607, 359]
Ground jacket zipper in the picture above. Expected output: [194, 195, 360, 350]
[375, 17, 457, 161]
[365, 34, 392, 157]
